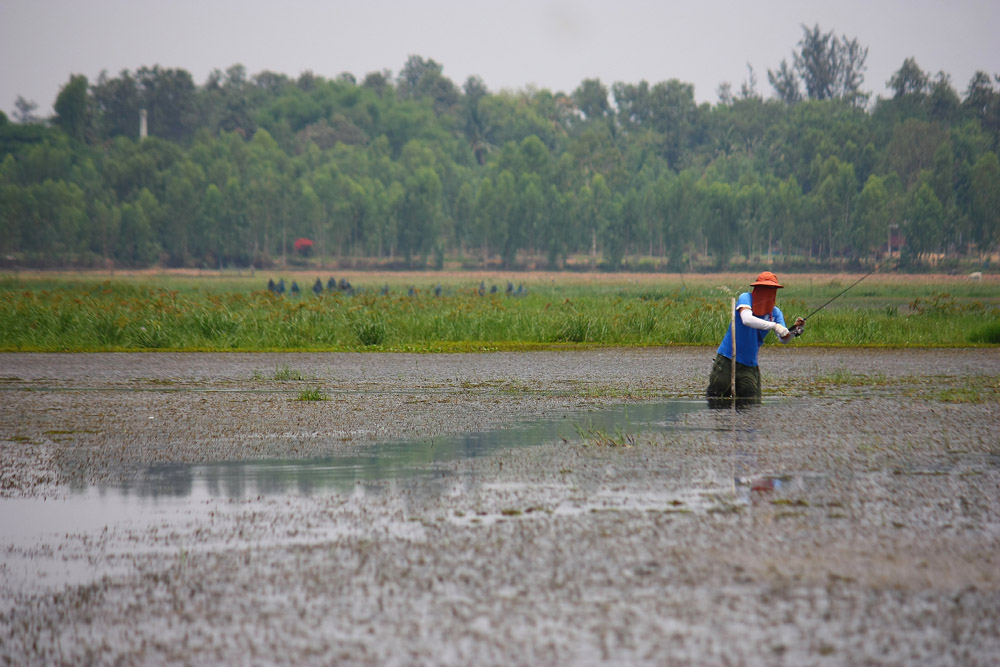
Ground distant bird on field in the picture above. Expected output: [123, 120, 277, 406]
[506, 281, 513, 295]
[313, 278, 323, 295]
[380, 284, 390, 296]
[290, 281, 300, 296]
[267, 278, 276, 292]
[276, 279, 286, 295]
[327, 277, 337, 291]
[490, 285, 498, 294]
[435, 283, 442, 297]
[478, 281, 485, 297]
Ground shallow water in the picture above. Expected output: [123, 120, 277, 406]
[3, 349, 998, 665]
[1, 400, 708, 542]
[0, 399, 735, 601]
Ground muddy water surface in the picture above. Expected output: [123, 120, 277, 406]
[1, 349, 998, 665]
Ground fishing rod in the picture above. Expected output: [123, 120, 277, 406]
[788, 261, 886, 337]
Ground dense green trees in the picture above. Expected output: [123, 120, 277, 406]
[2, 34, 999, 271]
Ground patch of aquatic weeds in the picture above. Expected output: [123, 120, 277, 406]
[813, 368, 889, 387]
[295, 387, 327, 401]
[274, 365, 309, 381]
[496, 380, 542, 396]
[253, 365, 310, 381]
[143, 378, 179, 386]
[927, 376, 999, 403]
[458, 379, 544, 396]
[771, 498, 810, 507]
[575, 422, 636, 448]
[573, 384, 659, 400]
[707, 501, 744, 515]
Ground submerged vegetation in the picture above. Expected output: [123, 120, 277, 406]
[575, 422, 637, 448]
[0, 273, 996, 352]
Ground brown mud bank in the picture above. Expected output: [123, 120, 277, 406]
[1, 348, 999, 665]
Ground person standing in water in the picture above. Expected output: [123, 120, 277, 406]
[706, 271, 805, 405]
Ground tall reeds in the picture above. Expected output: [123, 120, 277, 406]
[0, 276, 995, 351]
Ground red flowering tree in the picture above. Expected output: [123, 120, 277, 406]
[293, 237, 313, 257]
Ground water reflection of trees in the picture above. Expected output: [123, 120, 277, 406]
[115, 402, 699, 499]
[121, 463, 195, 498]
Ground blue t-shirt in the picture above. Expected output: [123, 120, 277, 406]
[715, 292, 785, 367]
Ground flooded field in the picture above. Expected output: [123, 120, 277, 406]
[1, 348, 998, 665]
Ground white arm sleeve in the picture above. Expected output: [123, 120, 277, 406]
[738, 307, 777, 331]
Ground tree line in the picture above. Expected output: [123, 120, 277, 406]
[2, 25, 999, 271]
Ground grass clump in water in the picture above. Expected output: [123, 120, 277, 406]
[813, 368, 888, 387]
[252, 365, 309, 381]
[274, 365, 307, 381]
[575, 422, 636, 448]
[929, 376, 999, 403]
[295, 387, 327, 401]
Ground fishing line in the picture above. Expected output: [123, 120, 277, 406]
[790, 261, 886, 336]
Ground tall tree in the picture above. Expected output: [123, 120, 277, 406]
[200, 184, 224, 265]
[767, 60, 802, 105]
[963, 71, 995, 116]
[462, 75, 490, 163]
[771, 25, 868, 105]
[737, 180, 766, 259]
[399, 166, 442, 265]
[813, 156, 858, 258]
[116, 189, 159, 266]
[854, 174, 889, 256]
[297, 182, 322, 267]
[795, 24, 840, 100]
[648, 79, 702, 168]
[613, 80, 652, 130]
[771, 175, 803, 259]
[888, 58, 929, 98]
[543, 186, 571, 268]
[968, 152, 1000, 254]
[884, 118, 946, 189]
[928, 73, 960, 123]
[516, 173, 545, 261]
[837, 36, 870, 106]
[161, 159, 206, 265]
[494, 170, 518, 268]
[13, 97, 40, 124]
[962, 71, 1000, 149]
[903, 179, 944, 261]
[472, 177, 497, 265]
[53, 75, 90, 142]
[573, 79, 611, 120]
[136, 66, 199, 142]
[396, 56, 459, 116]
[92, 70, 141, 139]
[702, 181, 738, 268]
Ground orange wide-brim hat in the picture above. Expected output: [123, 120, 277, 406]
[750, 271, 783, 288]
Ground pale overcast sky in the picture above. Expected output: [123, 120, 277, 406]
[1, 0, 997, 118]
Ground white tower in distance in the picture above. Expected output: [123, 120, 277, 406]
[140, 109, 148, 140]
